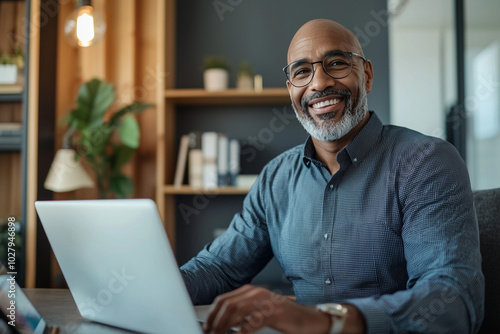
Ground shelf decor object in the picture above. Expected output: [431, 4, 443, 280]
[60, 78, 153, 198]
[236, 61, 254, 90]
[0, 65, 17, 84]
[0, 45, 24, 84]
[64, 0, 106, 47]
[203, 57, 230, 91]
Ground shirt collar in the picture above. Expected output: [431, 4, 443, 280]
[302, 111, 383, 167]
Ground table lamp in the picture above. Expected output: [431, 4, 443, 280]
[44, 128, 94, 192]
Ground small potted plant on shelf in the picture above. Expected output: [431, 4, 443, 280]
[203, 57, 230, 91]
[64, 78, 153, 198]
[236, 61, 254, 90]
[0, 46, 24, 85]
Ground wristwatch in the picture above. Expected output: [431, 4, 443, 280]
[316, 303, 348, 334]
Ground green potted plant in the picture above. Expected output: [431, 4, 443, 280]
[64, 78, 153, 198]
[236, 61, 254, 90]
[203, 57, 230, 91]
[0, 45, 24, 85]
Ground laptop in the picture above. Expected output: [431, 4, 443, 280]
[35, 199, 204, 334]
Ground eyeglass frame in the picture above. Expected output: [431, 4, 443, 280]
[283, 51, 367, 88]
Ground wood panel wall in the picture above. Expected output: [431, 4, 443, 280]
[26, 0, 165, 287]
[54, 0, 161, 201]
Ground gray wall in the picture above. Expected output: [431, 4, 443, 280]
[175, 0, 389, 289]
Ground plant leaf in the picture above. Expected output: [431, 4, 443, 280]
[108, 102, 153, 126]
[78, 124, 113, 158]
[76, 78, 116, 128]
[118, 116, 140, 149]
[110, 174, 133, 198]
[112, 145, 135, 173]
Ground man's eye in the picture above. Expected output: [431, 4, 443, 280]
[292, 67, 311, 78]
[327, 59, 348, 67]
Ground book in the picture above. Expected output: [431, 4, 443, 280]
[188, 132, 203, 188]
[202, 131, 218, 189]
[173, 134, 189, 186]
[228, 137, 240, 186]
[217, 134, 229, 186]
[179, 131, 241, 189]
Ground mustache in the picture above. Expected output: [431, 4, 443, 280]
[301, 89, 351, 111]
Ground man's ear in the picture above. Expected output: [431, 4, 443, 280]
[364, 60, 374, 93]
[286, 80, 293, 99]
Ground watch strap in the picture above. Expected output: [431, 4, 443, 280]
[316, 303, 347, 334]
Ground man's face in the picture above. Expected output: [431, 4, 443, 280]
[286, 27, 373, 141]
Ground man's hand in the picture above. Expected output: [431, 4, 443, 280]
[203, 284, 332, 334]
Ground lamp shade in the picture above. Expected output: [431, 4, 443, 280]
[44, 149, 94, 192]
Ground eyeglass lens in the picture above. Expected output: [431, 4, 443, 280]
[287, 52, 352, 87]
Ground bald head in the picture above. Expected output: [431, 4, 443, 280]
[287, 19, 364, 63]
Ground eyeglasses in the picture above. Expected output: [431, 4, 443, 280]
[283, 51, 366, 88]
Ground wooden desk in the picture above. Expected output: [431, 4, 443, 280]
[23, 289, 280, 333]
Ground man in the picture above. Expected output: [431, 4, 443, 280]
[181, 19, 484, 334]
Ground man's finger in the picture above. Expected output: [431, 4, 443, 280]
[205, 285, 256, 333]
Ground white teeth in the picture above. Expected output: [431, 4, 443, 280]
[312, 98, 340, 109]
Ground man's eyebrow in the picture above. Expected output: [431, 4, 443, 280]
[289, 50, 347, 64]
[289, 58, 308, 66]
[325, 49, 348, 55]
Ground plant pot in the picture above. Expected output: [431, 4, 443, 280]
[0, 65, 18, 84]
[237, 75, 253, 90]
[204, 68, 229, 91]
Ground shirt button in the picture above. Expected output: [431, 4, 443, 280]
[329, 184, 334, 190]
[353, 157, 358, 163]
[324, 233, 328, 240]
[325, 278, 332, 285]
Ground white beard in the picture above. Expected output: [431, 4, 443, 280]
[292, 83, 368, 141]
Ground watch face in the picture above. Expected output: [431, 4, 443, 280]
[317, 303, 348, 316]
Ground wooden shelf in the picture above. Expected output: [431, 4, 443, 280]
[164, 88, 290, 105]
[0, 84, 23, 102]
[0, 84, 23, 94]
[163, 185, 250, 195]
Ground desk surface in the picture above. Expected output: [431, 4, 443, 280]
[23, 289, 279, 334]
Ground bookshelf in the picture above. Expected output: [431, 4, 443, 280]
[154, 1, 297, 254]
[157, 86, 291, 249]
[0, 0, 39, 287]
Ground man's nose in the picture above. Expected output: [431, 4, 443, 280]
[310, 63, 336, 91]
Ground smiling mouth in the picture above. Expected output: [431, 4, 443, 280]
[311, 98, 342, 109]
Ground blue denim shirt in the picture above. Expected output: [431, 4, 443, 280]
[181, 112, 484, 333]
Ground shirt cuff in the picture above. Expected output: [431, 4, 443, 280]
[345, 298, 391, 334]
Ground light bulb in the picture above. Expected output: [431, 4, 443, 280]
[76, 7, 95, 46]
[64, 1, 106, 47]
